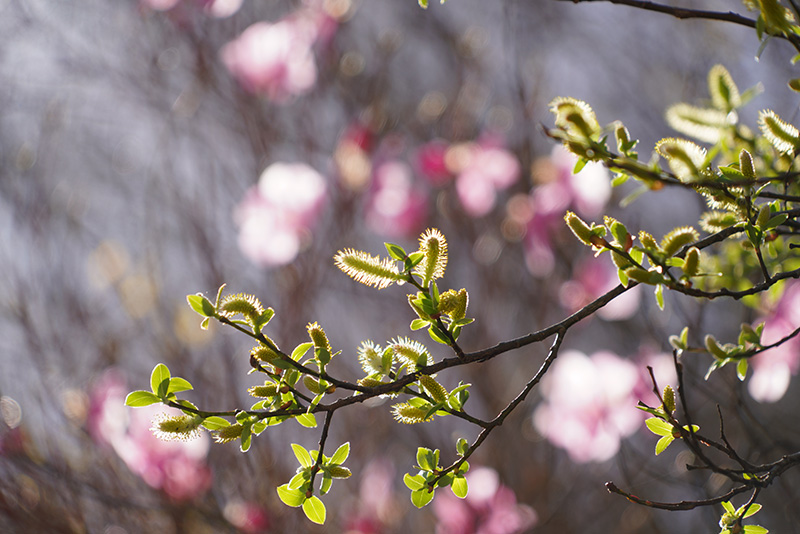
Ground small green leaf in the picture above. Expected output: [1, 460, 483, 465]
[291, 342, 314, 361]
[302, 495, 326, 524]
[288, 471, 309, 490]
[320, 473, 333, 494]
[277, 484, 306, 507]
[167, 377, 193, 394]
[743, 526, 768, 534]
[645, 417, 672, 436]
[150, 364, 171, 398]
[385, 243, 407, 261]
[329, 442, 350, 466]
[736, 358, 749, 381]
[410, 318, 429, 330]
[186, 294, 216, 317]
[417, 447, 435, 471]
[722, 501, 736, 514]
[451, 475, 468, 498]
[292, 443, 313, 468]
[124, 390, 161, 407]
[655, 284, 664, 310]
[404, 473, 427, 490]
[296, 413, 318, 428]
[655, 434, 675, 455]
[411, 488, 435, 508]
[743, 503, 762, 518]
[200, 416, 230, 430]
[456, 437, 469, 457]
[240, 425, 252, 452]
[428, 324, 450, 345]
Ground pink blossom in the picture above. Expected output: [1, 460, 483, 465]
[88, 370, 212, 501]
[416, 140, 453, 186]
[433, 467, 537, 534]
[365, 161, 427, 238]
[140, 0, 242, 17]
[559, 258, 641, 321]
[450, 142, 520, 217]
[533, 350, 643, 463]
[235, 162, 327, 267]
[343, 459, 397, 534]
[749, 280, 800, 402]
[221, 18, 318, 101]
[515, 146, 610, 277]
[224, 499, 271, 533]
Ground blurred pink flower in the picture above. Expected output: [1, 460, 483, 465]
[235, 162, 327, 267]
[343, 459, 397, 534]
[221, 17, 318, 101]
[416, 140, 453, 187]
[449, 142, 520, 217]
[514, 146, 610, 277]
[533, 350, 643, 463]
[141, 0, 242, 17]
[88, 370, 212, 501]
[559, 258, 641, 321]
[365, 161, 427, 238]
[224, 499, 271, 533]
[749, 280, 800, 402]
[433, 467, 537, 534]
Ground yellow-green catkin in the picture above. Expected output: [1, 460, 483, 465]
[414, 228, 448, 285]
[307, 322, 331, 351]
[213, 423, 244, 444]
[150, 413, 204, 441]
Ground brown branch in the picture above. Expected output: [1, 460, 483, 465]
[605, 481, 750, 511]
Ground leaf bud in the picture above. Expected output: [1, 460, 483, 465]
[682, 247, 700, 277]
[662, 385, 675, 414]
[565, 211, 596, 246]
[739, 149, 756, 179]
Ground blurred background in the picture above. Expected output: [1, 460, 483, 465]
[2, 0, 800, 532]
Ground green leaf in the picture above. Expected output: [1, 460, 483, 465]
[743, 503, 762, 518]
[296, 413, 318, 428]
[150, 364, 171, 398]
[276, 484, 306, 507]
[292, 443, 313, 468]
[456, 437, 469, 457]
[418, 0, 429, 8]
[186, 294, 216, 317]
[573, 157, 588, 174]
[385, 243, 407, 261]
[743, 526, 768, 534]
[408, 252, 425, 267]
[329, 442, 350, 466]
[200, 416, 230, 430]
[124, 390, 161, 407]
[404, 473, 426, 490]
[645, 417, 672, 436]
[320, 473, 333, 495]
[291, 342, 314, 361]
[655, 434, 675, 455]
[654, 284, 665, 311]
[240, 425, 252, 452]
[722, 501, 736, 514]
[451, 475, 468, 499]
[428, 324, 450, 345]
[410, 318, 429, 331]
[417, 447, 435, 471]
[302, 495, 326, 524]
[288, 471, 309, 490]
[411, 488, 435, 508]
[167, 377, 193, 394]
[736, 358, 749, 381]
